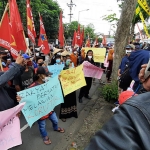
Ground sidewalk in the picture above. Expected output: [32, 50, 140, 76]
[53, 79, 114, 150]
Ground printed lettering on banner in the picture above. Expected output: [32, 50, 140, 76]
[60, 65, 86, 96]
[83, 61, 103, 79]
[18, 76, 64, 127]
[83, 48, 106, 63]
[47, 64, 64, 77]
[0, 103, 25, 150]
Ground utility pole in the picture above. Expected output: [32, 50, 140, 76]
[67, 0, 76, 23]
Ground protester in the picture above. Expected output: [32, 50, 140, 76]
[0, 55, 24, 111]
[59, 55, 78, 122]
[79, 50, 95, 103]
[54, 55, 63, 65]
[70, 47, 78, 67]
[85, 63, 150, 150]
[17, 66, 64, 145]
[13, 54, 34, 91]
[51, 48, 62, 65]
[118, 45, 132, 91]
[106, 47, 114, 82]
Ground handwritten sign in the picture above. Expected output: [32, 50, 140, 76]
[83, 48, 106, 63]
[60, 65, 86, 96]
[48, 64, 64, 77]
[18, 76, 64, 127]
[83, 61, 103, 79]
[0, 103, 25, 150]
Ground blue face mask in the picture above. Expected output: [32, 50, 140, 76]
[56, 59, 61, 63]
[66, 59, 71, 66]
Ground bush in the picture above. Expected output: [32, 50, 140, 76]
[101, 81, 118, 102]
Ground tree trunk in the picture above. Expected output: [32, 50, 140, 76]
[112, 0, 137, 80]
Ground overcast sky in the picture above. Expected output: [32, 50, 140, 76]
[56, 0, 143, 35]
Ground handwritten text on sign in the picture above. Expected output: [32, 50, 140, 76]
[83, 61, 103, 79]
[18, 76, 64, 127]
[60, 65, 86, 96]
[47, 64, 64, 77]
[0, 103, 25, 150]
[83, 48, 106, 63]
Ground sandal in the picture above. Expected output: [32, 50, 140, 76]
[61, 118, 66, 122]
[54, 127, 65, 133]
[43, 136, 51, 145]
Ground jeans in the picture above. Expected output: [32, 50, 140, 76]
[37, 112, 58, 138]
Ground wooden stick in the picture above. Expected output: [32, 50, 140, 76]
[23, 31, 30, 55]
[0, 3, 9, 27]
[0, 59, 3, 71]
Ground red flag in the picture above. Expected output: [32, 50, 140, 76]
[38, 14, 50, 54]
[102, 35, 107, 46]
[76, 24, 81, 46]
[9, 0, 27, 52]
[85, 34, 90, 47]
[80, 27, 84, 47]
[0, 6, 18, 58]
[27, 0, 36, 44]
[58, 11, 64, 47]
[72, 31, 77, 46]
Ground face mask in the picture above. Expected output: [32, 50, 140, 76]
[56, 59, 61, 63]
[66, 59, 71, 62]
[38, 62, 44, 66]
[36, 53, 39, 56]
[44, 77, 49, 82]
[88, 56, 92, 59]
[66, 61, 70, 66]
[74, 51, 77, 54]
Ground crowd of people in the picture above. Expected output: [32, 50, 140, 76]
[1, 40, 150, 148]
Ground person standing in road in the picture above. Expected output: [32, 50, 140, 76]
[79, 50, 95, 103]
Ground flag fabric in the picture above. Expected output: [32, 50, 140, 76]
[72, 30, 77, 46]
[93, 37, 98, 47]
[38, 14, 50, 54]
[27, 0, 36, 44]
[58, 11, 64, 47]
[85, 34, 90, 47]
[102, 35, 107, 46]
[138, 0, 150, 16]
[9, 0, 27, 52]
[80, 27, 84, 47]
[0, 7, 18, 58]
[76, 24, 81, 46]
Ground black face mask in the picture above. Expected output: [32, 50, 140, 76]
[2, 56, 8, 61]
[38, 62, 44, 66]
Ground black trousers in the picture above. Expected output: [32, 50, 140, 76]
[79, 77, 92, 99]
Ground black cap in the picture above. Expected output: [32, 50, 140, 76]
[36, 66, 47, 75]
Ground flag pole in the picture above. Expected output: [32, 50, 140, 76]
[23, 31, 30, 55]
[0, 3, 9, 26]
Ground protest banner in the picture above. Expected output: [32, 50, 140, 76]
[60, 65, 86, 96]
[83, 47, 106, 63]
[18, 76, 64, 127]
[47, 64, 64, 77]
[83, 61, 103, 79]
[0, 103, 25, 150]
[104, 55, 109, 67]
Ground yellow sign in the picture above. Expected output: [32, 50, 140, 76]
[83, 48, 106, 63]
[138, 0, 150, 16]
[139, 11, 150, 38]
[60, 65, 86, 96]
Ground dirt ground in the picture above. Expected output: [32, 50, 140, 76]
[67, 97, 114, 150]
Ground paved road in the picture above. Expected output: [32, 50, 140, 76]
[11, 80, 100, 150]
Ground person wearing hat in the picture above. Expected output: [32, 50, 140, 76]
[51, 48, 62, 65]
[17, 66, 65, 145]
[13, 54, 35, 91]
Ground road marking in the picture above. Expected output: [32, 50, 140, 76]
[20, 124, 29, 133]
